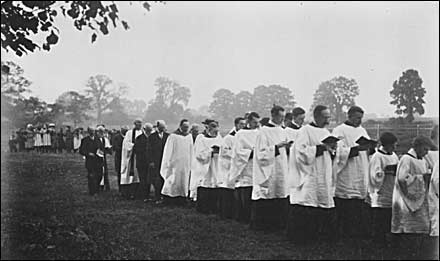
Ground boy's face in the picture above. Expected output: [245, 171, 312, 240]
[384, 142, 397, 153]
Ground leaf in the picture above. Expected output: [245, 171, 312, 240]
[38, 11, 48, 21]
[121, 20, 130, 30]
[99, 23, 109, 35]
[91, 33, 97, 43]
[46, 31, 58, 45]
[143, 2, 151, 11]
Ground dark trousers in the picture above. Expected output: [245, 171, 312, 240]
[370, 207, 392, 241]
[250, 198, 289, 232]
[196, 187, 220, 214]
[87, 169, 102, 196]
[233, 186, 253, 223]
[114, 152, 122, 192]
[120, 183, 139, 199]
[218, 188, 235, 219]
[137, 166, 149, 199]
[286, 204, 337, 244]
[335, 198, 370, 238]
[390, 233, 439, 260]
[147, 167, 164, 200]
[163, 195, 187, 206]
[100, 169, 110, 191]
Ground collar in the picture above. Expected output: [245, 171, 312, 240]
[378, 146, 393, 155]
[309, 122, 322, 128]
[266, 120, 282, 128]
[344, 121, 359, 128]
[204, 132, 218, 138]
[407, 148, 422, 160]
[229, 130, 236, 136]
[291, 122, 301, 129]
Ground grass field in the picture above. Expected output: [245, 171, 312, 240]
[1, 152, 438, 260]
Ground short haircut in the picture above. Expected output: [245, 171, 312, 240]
[180, 119, 189, 126]
[247, 112, 260, 121]
[292, 107, 306, 117]
[271, 105, 285, 116]
[431, 125, 439, 141]
[347, 105, 364, 116]
[380, 132, 398, 146]
[412, 135, 434, 148]
[234, 117, 245, 125]
[313, 105, 328, 119]
[285, 112, 293, 121]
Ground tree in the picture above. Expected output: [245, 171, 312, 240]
[390, 69, 426, 123]
[233, 90, 253, 116]
[208, 89, 235, 122]
[84, 74, 126, 123]
[1, 61, 31, 103]
[252, 85, 296, 116]
[1, 1, 160, 56]
[56, 91, 92, 127]
[311, 76, 360, 123]
[144, 77, 191, 124]
[120, 98, 147, 117]
[101, 97, 131, 126]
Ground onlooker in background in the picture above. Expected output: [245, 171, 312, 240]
[57, 127, 66, 153]
[17, 129, 25, 152]
[9, 132, 18, 153]
[73, 128, 83, 153]
[42, 125, 51, 153]
[65, 126, 74, 153]
[34, 127, 43, 153]
[25, 125, 35, 152]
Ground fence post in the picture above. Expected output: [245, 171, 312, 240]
[416, 124, 419, 136]
[376, 124, 380, 140]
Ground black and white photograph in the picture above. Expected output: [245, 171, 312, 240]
[1, 1, 439, 260]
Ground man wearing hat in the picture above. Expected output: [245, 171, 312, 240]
[79, 127, 104, 196]
[134, 122, 154, 201]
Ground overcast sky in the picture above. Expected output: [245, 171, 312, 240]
[2, 1, 439, 117]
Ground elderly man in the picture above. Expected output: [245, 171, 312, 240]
[112, 126, 128, 193]
[190, 124, 200, 143]
[161, 119, 194, 206]
[79, 127, 104, 196]
[146, 120, 169, 203]
[120, 119, 144, 199]
[134, 123, 154, 201]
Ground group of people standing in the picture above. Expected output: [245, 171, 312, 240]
[9, 124, 85, 153]
[78, 104, 438, 258]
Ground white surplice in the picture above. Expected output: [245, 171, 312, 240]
[252, 122, 289, 200]
[120, 129, 143, 185]
[160, 133, 193, 197]
[332, 123, 370, 199]
[218, 133, 236, 188]
[289, 124, 335, 208]
[429, 160, 439, 236]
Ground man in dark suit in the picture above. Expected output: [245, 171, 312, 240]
[96, 125, 112, 191]
[146, 120, 169, 203]
[134, 123, 154, 201]
[112, 126, 128, 193]
[79, 127, 104, 196]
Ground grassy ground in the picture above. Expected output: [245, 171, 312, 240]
[1, 152, 438, 260]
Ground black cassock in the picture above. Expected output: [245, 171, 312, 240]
[79, 136, 104, 195]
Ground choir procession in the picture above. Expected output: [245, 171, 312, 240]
[11, 104, 437, 258]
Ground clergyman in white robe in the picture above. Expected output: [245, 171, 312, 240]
[251, 120, 289, 231]
[160, 129, 193, 204]
[191, 131, 223, 214]
[332, 120, 372, 238]
[120, 128, 143, 198]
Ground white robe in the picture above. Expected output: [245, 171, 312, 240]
[366, 148, 399, 208]
[425, 150, 439, 172]
[229, 128, 259, 188]
[429, 160, 439, 236]
[120, 129, 143, 185]
[190, 134, 224, 197]
[160, 133, 194, 197]
[332, 123, 370, 199]
[391, 148, 430, 234]
[286, 127, 300, 189]
[252, 123, 289, 200]
[73, 134, 83, 150]
[218, 133, 236, 188]
[289, 124, 335, 208]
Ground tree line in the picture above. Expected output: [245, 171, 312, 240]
[1, 60, 427, 130]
